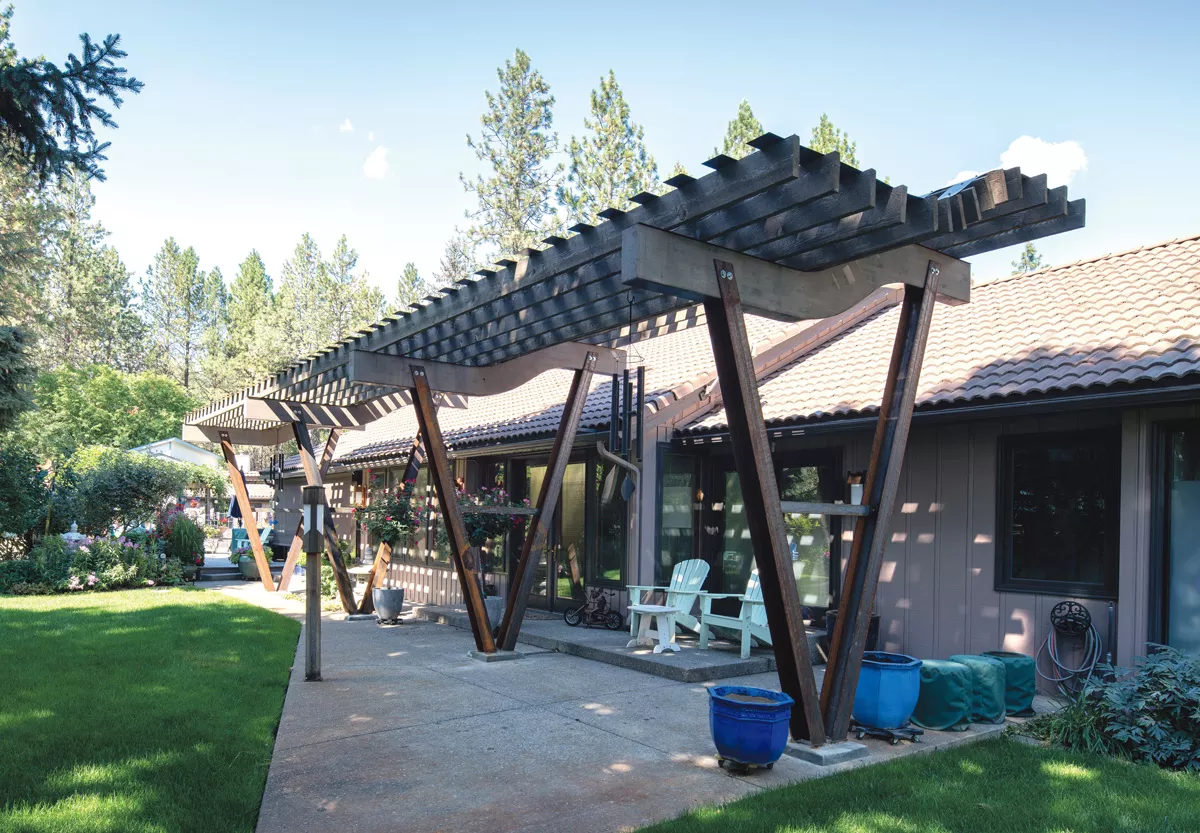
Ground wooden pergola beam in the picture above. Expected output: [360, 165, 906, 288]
[276, 428, 341, 593]
[292, 422, 358, 615]
[496, 352, 598, 651]
[623, 224, 970, 320]
[347, 342, 622, 395]
[820, 261, 942, 741]
[184, 423, 290, 447]
[409, 367, 497, 653]
[702, 259, 825, 745]
[217, 433, 275, 592]
[242, 398, 375, 429]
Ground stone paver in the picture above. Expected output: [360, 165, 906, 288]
[206, 582, 1047, 833]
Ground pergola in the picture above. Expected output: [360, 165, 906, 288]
[183, 133, 1083, 746]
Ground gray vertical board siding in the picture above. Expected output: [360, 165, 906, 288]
[903, 430, 939, 659]
[1118, 410, 1149, 664]
[935, 424, 971, 658]
[967, 421, 1003, 655]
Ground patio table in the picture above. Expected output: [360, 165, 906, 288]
[626, 604, 682, 654]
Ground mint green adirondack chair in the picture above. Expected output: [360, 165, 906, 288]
[698, 568, 769, 659]
[627, 558, 710, 634]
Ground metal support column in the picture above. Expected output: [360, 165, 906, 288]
[702, 260, 826, 746]
[820, 262, 942, 741]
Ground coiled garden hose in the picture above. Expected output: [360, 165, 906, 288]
[1035, 601, 1104, 697]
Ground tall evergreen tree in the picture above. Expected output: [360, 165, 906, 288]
[1011, 243, 1046, 274]
[809, 113, 858, 166]
[396, 261, 425, 308]
[558, 71, 658, 227]
[0, 5, 142, 181]
[140, 239, 217, 388]
[432, 234, 477, 289]
[36, 172, 143, 370]
[227, 250, 272, 347]
[277, 233, 384, 361]
[461, 49, 561, 257]
[714, 100, 763, 160]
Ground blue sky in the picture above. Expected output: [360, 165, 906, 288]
[16, 1, 1200, 294]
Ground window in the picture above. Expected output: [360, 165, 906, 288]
[592, 459, 627, 585]
[657, 452, 699, 585]
[996, 430, 1119, 598]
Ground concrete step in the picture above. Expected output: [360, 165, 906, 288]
[199, 564, 286, 581]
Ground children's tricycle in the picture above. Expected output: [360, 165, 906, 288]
[564, 587, 623, 630]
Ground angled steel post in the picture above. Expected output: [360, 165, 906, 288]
[820, 262, 942, 741]
[702, 260, 826, 746]
[358, 432, 424, 614]
[218, 432, 275, 592]
[495, 352, 597, 651]
[277, 428, 342, 592]
[410, 367, 498, 653]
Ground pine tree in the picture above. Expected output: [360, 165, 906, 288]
[396, 262, 425, 308]
[809, 114, 858, 167]
[1011, 243, 1046, 274]
[0, 5, 142, 181]
[140, 239, 216, 388]
[432, 234, 477, 289]
[226, 250, 272, 357]
[461, 49, 562, 257]
[558, 71, 658, 227]
[36, 172, 143, 370]
[714, 100, 763, 160]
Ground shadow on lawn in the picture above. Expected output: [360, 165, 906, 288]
[0, 591, 300, 833]
[644, 738, 1200, 833]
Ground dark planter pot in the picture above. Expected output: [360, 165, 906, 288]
[237, 556, 259, 580]
[373, 587, 406, 621]
[821, 610, 881, 654]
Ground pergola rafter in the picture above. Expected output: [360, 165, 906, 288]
[183, 131, 1085, 747]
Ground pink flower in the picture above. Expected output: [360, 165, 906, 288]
[87, 573, 99, 587]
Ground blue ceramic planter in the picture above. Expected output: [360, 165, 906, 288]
[709, 686, 794, 767]
[852, 651, 923, 729]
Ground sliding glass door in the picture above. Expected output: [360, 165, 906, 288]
[1161, 424, 1200, 654]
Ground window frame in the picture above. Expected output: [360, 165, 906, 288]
[994, 428, 1121, 599]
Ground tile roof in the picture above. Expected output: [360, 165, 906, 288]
[323, 312, 809, 468]
[685, 234, 1200, 433]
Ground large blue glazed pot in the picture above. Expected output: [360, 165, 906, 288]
[852, 651, 923, 729]
[709, 686, 794, 767]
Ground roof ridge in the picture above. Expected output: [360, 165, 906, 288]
[978, 231, 1200, 289]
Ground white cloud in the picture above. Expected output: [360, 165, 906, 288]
[367, 131, 375, 142]
[339, 118, 354, 133]
[946, 170, 980, 187]
[363, 145, 389, 180]
[999, 136, 1087, 187]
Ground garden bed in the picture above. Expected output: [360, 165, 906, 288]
[0, 588, 300, 832]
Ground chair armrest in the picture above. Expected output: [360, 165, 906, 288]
[697, 592, 745, 600]
[626, 585, 669, 592]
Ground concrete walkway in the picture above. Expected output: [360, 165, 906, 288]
[211, 582, 1036, 833]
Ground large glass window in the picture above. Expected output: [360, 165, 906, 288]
[781, 466, 834, 609]
[594, 460, 627, 584]
[658, 453, 699, 585]
[1164, 426, 1200, 654]
[996, 430, 1119, 598]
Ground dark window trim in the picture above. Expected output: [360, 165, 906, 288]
[994, 428, 1120, 599]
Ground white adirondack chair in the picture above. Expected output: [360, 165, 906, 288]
[697, 568, 769, 659]
[627, 558, 710, 634]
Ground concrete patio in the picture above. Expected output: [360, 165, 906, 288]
[215, 582, 1044, 833]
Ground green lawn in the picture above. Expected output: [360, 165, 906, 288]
[643, 738, 1200, 833]
[0, 588, 300, 833]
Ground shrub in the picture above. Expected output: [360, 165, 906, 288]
[1021, 645, 1200, 771]
[32, 536, 72, 584]
[0, 441, 46, 538]
[159, 558, 184, 586]
[0, 558, 40, 591]
[9, 581, 52, 595]
[159, 506, 204, 565]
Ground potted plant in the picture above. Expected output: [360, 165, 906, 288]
[357, 479, 419, 621]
